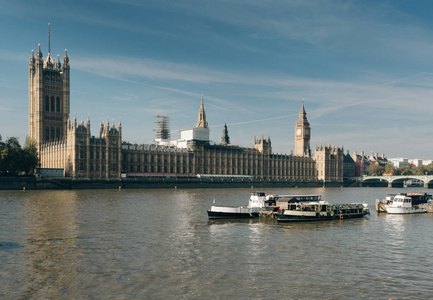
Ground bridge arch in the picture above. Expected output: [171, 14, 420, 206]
[362, 175, 433, 188]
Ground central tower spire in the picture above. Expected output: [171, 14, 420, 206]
[195, 94, 208, 128]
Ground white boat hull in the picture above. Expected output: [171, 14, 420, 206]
[384, 206, 426, 214]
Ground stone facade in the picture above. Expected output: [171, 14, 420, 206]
[314, 144, 344, 182]
[29, 41, 343, 182]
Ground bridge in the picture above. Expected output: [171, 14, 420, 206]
[362, 175, 432, 188]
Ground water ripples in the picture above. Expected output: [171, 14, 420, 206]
[2, 187, 433, 298]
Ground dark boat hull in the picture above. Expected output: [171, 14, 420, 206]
[207, 211, 259, 219]
[277, 213, 368, 222]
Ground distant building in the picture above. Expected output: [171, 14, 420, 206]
[343, 151, 355, 179]
[423, 160, 433, 166]
[370, 153, 388, 167]
[352, 151, 370, 176]
[388, 158, 410, 168]
[409, 159, 422, 167]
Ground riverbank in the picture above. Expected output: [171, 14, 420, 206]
[0, 176, 356, 190]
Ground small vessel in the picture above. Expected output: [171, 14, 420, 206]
[376, 193, 432, 213]
[384, 194, 426, 214]
[207, 192, 270, 219]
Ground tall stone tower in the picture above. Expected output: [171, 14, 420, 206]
[294, 101, 311, 156]
[29, 27, 70, 152]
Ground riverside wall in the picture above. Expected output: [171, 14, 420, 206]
[0, 177, 354, 190]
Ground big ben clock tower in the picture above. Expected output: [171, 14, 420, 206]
[294, 100, 311, 156]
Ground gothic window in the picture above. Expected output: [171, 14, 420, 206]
[56, 127, 60, 139]
[45, 96, 49, 111]
[56, 97, 60, 112]
[51, 96, 55, 112]
[45, 127, 50, 140]
[51, 127, 55, 140]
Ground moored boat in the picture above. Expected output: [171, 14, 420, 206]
[207, 192, 270, 219]
[276, 202, 370, 222]
[384, 194, 426, 214]
[376, 193, 432, 214]
[259, 195, 369, 222]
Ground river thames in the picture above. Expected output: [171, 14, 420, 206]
[1, 187, 433, 299]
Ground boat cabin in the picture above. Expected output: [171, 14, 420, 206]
[267, 195, 322, 208]
[391, 195, 412, 207]
[248, 192, 268, 208]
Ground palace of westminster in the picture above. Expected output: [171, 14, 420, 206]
[29, 41, 344, 182]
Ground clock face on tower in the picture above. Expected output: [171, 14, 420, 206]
[296, 128, 302, 136]
[305, 129, 310, 135]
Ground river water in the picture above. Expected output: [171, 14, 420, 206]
[1, 187, 433, 299]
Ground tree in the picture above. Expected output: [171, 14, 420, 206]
[0, 136, 38, 176]
[23, 136, 39, 174]
[1, 137, 23, 175]
[384, 164, 395, 175]
[412, 165, 427, 175]
[367, 164, 383, 176]
[399, 166, 412, 176]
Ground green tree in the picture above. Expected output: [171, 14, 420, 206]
[399, 166, 412, 175]
[367, 164, 383, 176]
[0, 136, 38, 176]
[425, 163, 433, 175]
[384, 164, 395, 175]
[23, 136, 39, 174]
[1, 137, 23, 176]
[412, 165, 427, 175]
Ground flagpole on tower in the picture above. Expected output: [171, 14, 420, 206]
[48, 22, 50, 54]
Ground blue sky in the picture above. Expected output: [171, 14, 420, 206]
[1, 0, 433, 159]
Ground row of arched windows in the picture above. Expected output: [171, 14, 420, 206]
[45, 96, 61, 113]
[45, 126, 61, 141]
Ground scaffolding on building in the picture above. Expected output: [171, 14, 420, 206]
[155, 115, 170, 141]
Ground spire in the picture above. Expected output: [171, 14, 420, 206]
[220, 123, 230, 145]
[299, 98, 306, 117]
[56, 54, 61, 69]
[63, 49, 69, 69]
[37, 43, 42, 59]
[296, 99, 309, 126]
[195, 94, 208, 128]
[29, 49, 35, 66]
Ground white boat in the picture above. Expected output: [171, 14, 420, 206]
[207, 192, 270, 219]
[384, 194, 426, 214]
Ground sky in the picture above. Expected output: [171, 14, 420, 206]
[1, 0, 433, 159]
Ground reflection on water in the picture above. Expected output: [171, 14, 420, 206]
[22, 191, 81, 299]
[1, 187, 433, 298]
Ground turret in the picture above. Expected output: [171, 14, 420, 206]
[63, 49, 69, 70]
[56, 54, 61, 70]
[36, 44, 43, 62]
[220, 123, 230, 145]
[29, 50, 35, 69]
